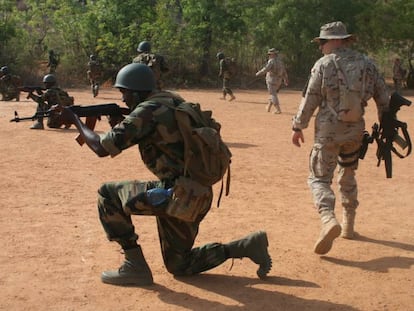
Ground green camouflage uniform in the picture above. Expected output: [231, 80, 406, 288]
[31, 87, 74, 128]
[0, 74, 21, 101]
[98, 92, 227, 276]
[292, 47, 389, 215]
[47, 51, 59, 73]
[132, 53, 169, 90]
[87, 59, 102, 85]
[219, 58, 235, 98]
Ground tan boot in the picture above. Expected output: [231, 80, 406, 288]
[266, 101, 272, 112]
[273, 104, 282, 114]
[314, 211, 341, 255]
[341, 209, 356, 239]
[30, 119, 44, 130]
[101, 246, 153, 286]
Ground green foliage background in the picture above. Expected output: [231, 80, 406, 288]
[1, 0, 413, 88]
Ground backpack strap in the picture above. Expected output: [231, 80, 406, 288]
[332, 55, 367, 98]
[216, 161, 231, 207]
[147, 92, 231, 207]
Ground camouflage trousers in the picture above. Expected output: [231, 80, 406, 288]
[222, 78, 234, 96]
[266, 82, 281, 106]
[97, 179, 228, 276]
[308, 139, 361, 214]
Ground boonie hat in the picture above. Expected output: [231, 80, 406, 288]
[267, 48, 279, 54]
[312, 21, 354, 42]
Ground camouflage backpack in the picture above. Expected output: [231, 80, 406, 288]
[328, 54, 368, 122]
[224, 57, 237, 76]
[135, 53, 160, 78]
[56, 89, 74, 107]
[149, 93, 232, 206]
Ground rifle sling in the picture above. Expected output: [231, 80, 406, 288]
[391, 124, 412, 159]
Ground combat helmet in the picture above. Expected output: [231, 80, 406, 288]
[137, 41, 151, 53]
[216, 52, 225, 60]
[114, 63, 155, 91]
[1, 66, 9, 74]
[43, 74, 57, 84]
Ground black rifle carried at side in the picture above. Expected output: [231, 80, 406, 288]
[360, 92, 412, 178]
[10, 103, 130, 145]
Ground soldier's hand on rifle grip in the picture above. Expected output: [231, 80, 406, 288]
[108, 115, 125, 128]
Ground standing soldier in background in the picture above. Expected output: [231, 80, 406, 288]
[47, 50, 60, 74]
[132, 40, 169, 90]
[87, 54, 102, 97]
[291, 21, 389, 255]
[27, 74, 74, 130]
[217, 52, 236, 102]
[256, 48, 288, 114]
[392, 58, 406, 92]
[0, 66, 21, 101]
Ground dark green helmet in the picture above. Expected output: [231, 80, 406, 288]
[43, 74, 57, 84]
[137, 41, 151, 53]
[114, 63, 155, 91]
[216, 52, 225, 60]
[1, 66, 9, 74]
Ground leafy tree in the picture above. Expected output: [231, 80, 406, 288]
[1, 0, 413, 87]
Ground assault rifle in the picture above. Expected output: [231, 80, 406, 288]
[17, 86, 46, 96]
[10, 103, 130, 145]
[360, 92, 412, 178]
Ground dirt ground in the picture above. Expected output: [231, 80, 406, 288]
[1, 86, 413, 311]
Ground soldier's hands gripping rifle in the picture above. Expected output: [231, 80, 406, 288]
[10, 103, 130, 145]
[360, 92, 412, 178]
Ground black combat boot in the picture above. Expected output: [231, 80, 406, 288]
[225, 231, 272, 279]
[101, 246, 153, 286]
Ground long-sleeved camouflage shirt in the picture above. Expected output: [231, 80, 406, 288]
[100, 92, 185, 182]
[292, 47, 389, 143]
[256, 57, 288, 85]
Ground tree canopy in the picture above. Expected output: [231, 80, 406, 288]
[1, 0, 413, 87]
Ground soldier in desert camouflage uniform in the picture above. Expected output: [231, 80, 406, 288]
[291, 21, 389, 255]
[256, 48, 288, 114]
[59, 63, 271, 286]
